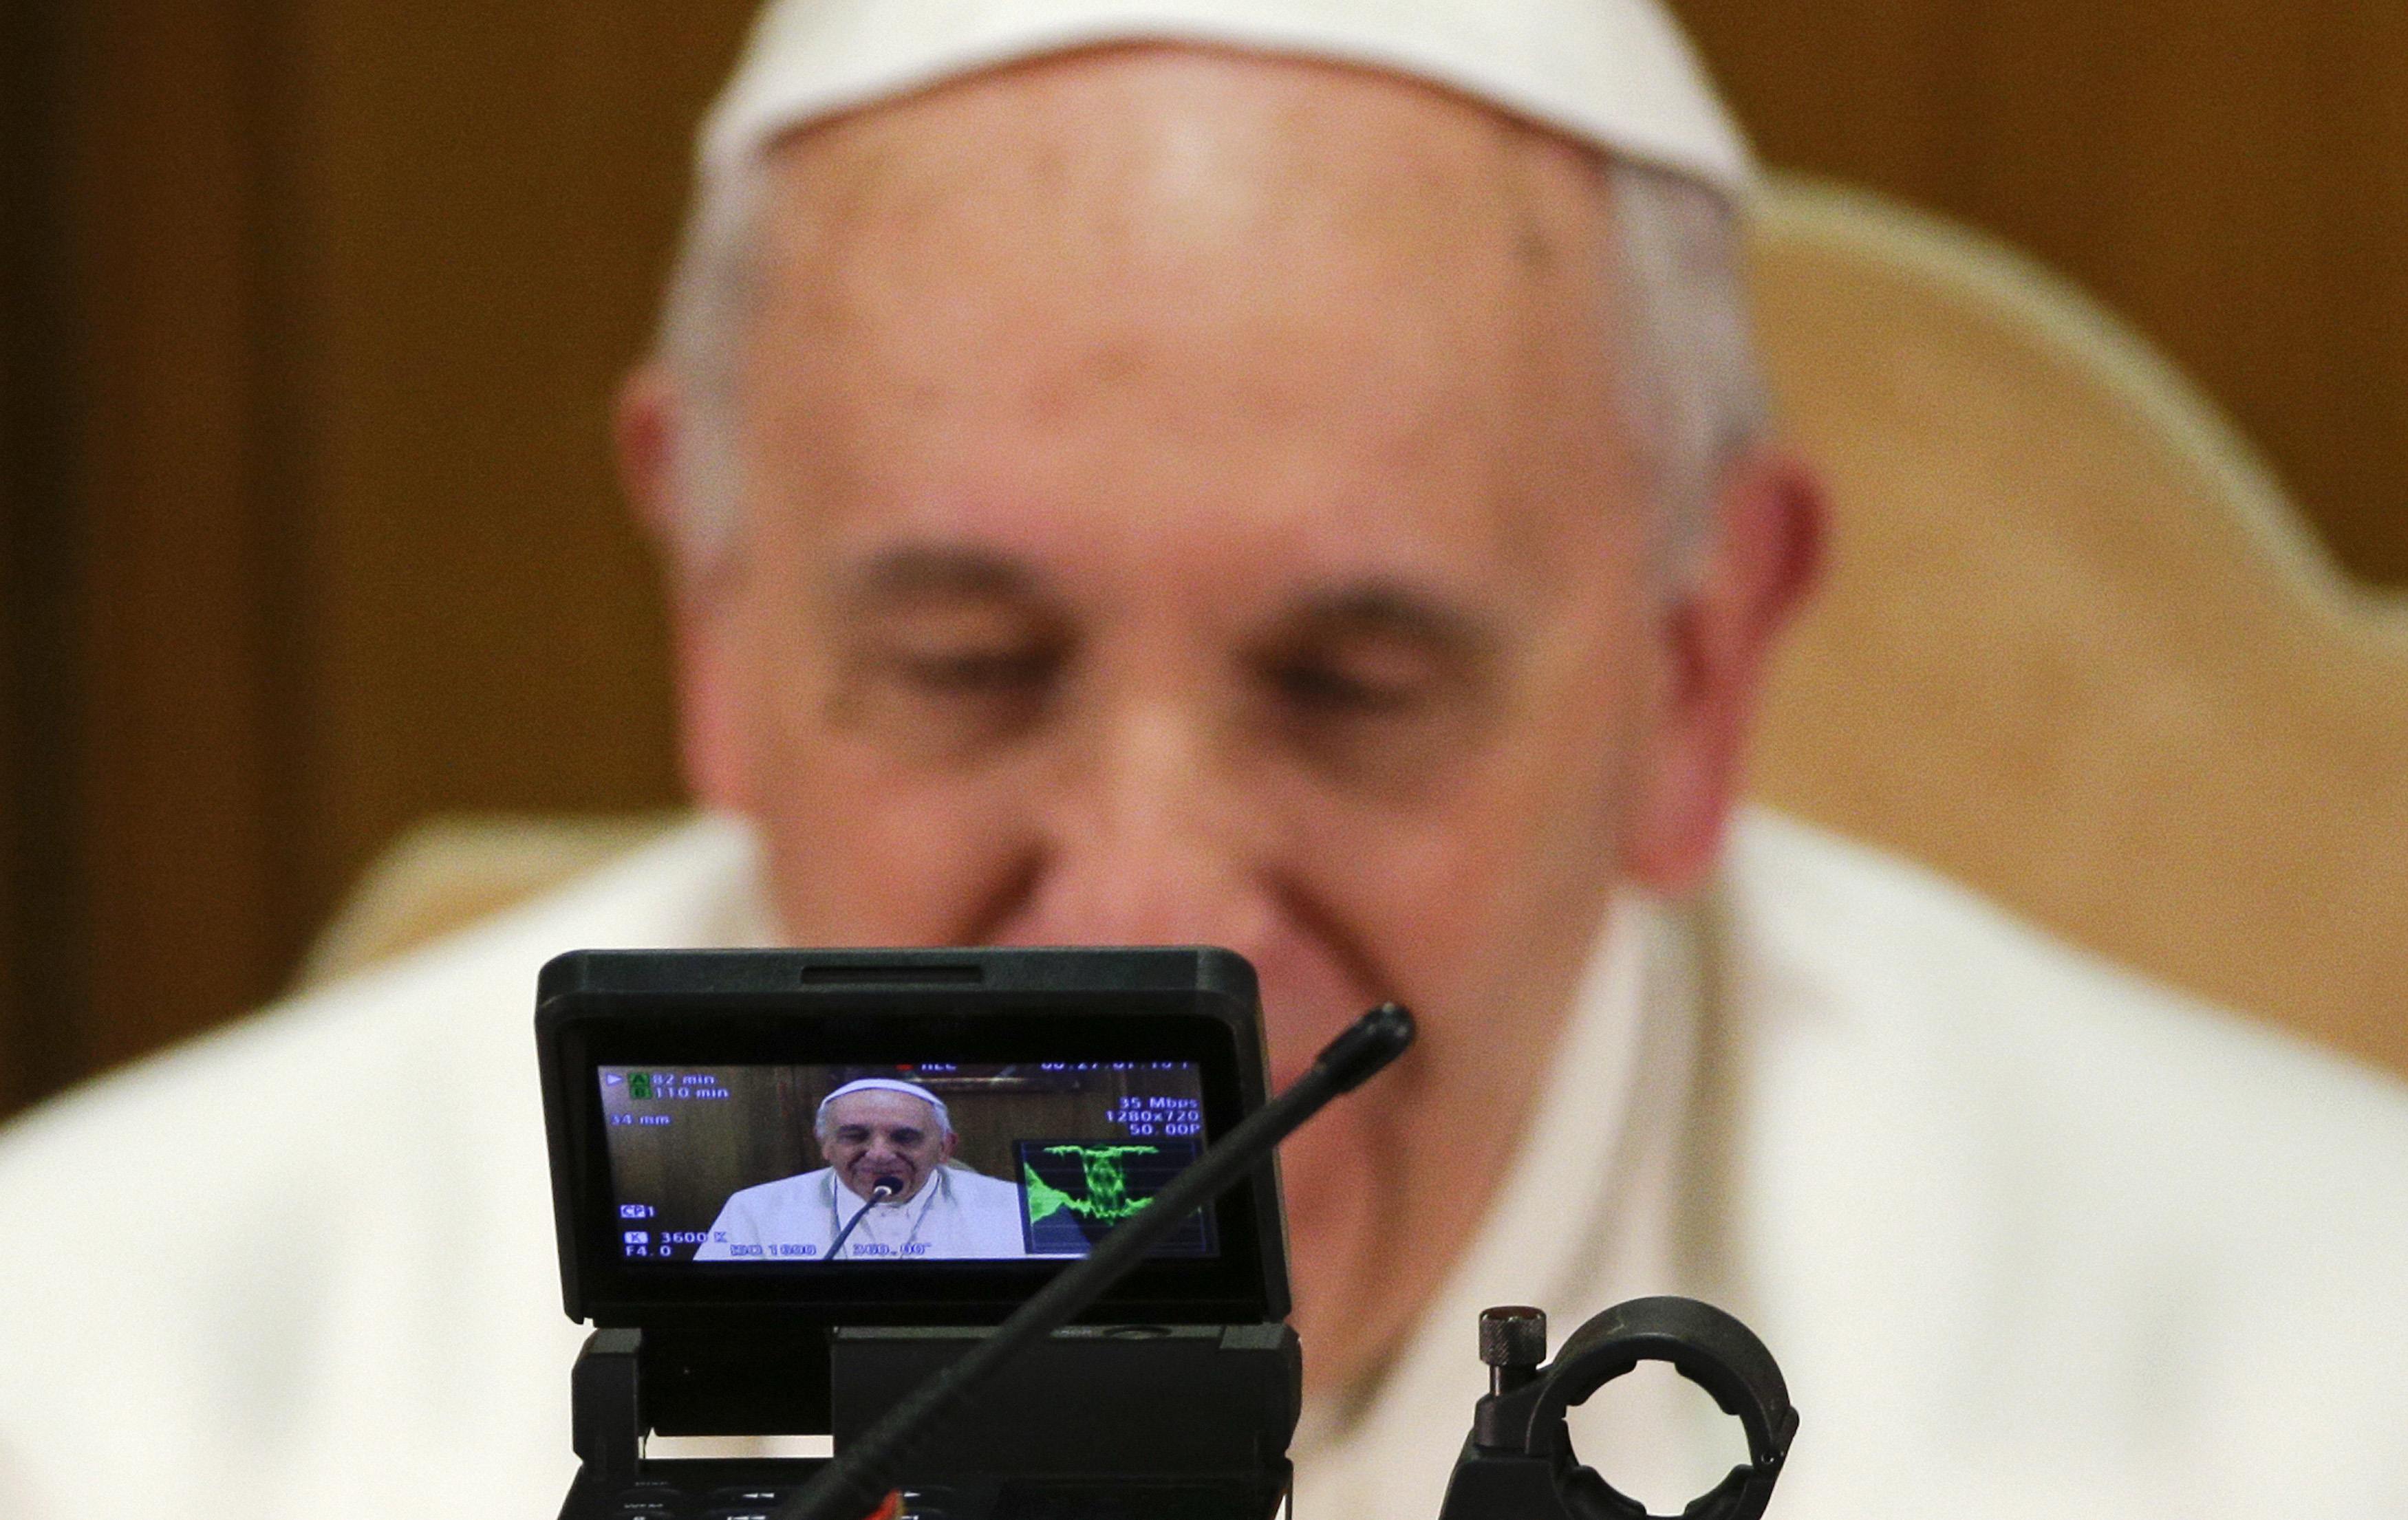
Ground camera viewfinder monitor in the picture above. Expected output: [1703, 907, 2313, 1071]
[537, 946, 1288, 1332]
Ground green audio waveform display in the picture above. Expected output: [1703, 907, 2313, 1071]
[1022, 1143, 1161, 1226]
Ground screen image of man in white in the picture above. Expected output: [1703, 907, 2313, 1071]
[690, 1078, 1029, 1261]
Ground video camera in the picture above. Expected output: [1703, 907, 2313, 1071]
[537, 946, 1796, 1520]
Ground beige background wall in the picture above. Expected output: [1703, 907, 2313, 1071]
[3, 0, 2402, 1121]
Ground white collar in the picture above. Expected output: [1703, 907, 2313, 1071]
[1294, 893, 1707, 1517]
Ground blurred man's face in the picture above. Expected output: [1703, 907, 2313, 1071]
[819, 1090, 954, 1204]
[628, 47, 1815, 1391]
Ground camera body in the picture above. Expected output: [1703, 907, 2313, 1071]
[537, 946, 1300, 1520]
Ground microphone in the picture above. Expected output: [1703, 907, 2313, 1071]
[778, 1001, 1417, 1520]
[826, 1175, 906, 1261]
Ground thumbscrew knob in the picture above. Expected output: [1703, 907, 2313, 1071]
[1479, 1305, 1547, 1395]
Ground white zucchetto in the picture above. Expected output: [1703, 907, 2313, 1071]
[698, 0, 1754, 206]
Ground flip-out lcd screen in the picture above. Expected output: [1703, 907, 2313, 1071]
[601, 1061, 1216, 1265]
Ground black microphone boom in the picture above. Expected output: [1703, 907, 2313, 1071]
[824, 1176, 903, 1263]
[777, 1001, 1417, 1520]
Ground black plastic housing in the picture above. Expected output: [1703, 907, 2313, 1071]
[537, 945, 1289, 1341]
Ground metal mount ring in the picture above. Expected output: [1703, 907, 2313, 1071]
[1525, 1296, 1798, 1520]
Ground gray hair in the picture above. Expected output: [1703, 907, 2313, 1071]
[1600, 158, 1772, 574]
[648, 152, 1768, 583]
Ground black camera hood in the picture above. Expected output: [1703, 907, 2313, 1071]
[537, 946, 1290, 1343]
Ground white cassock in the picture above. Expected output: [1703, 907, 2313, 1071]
[693, 1165, 1029, 1261]
[0, 811, 2404, 1519]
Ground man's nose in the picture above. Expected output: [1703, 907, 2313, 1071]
[999, 695, 1279, 950]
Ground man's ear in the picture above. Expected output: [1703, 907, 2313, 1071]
[1623, 444, 1827, 895]
[616, 364, 682, 546]
[616, 365, 754, 814]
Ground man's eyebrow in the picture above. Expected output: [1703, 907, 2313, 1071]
[836, 544, 1043, 607]
[1282, 583, 1500, 662]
